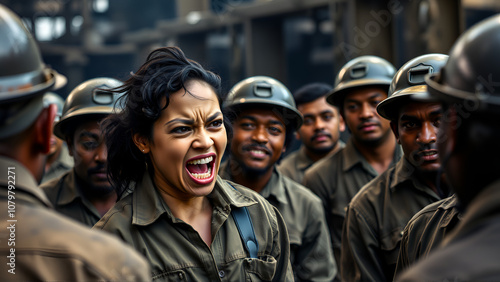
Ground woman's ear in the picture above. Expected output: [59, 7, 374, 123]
[133, 133, 150, 154]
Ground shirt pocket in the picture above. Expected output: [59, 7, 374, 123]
[380, 227, 404, 268]
[243, 255, 277, 281]
[152, 269, 187, 281]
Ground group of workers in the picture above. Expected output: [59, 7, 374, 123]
[1, 3, 500, 281]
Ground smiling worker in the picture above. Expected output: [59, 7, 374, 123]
[220, 76, 337, 281]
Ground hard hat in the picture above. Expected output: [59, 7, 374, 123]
[224, 76, 303, 130]
[0, 4, 65, 103]
[0, 4, 66, 139]
[327, 56, 396, 108]
[426, 14, 500, 113]
[377, 53, 448, 120]
[54, 77, 124, 139]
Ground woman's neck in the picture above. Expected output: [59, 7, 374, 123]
[158, 187, 213, 246]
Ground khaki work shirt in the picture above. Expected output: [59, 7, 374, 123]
[40, 169, 102, 227]
[0, 156, 150, 281]
[341, 157, 446, 281]
[220, 161, 338, 281]
[40, 144, 73, 184]
[93, 172, 293, 281]
[302, 138, 402, 264]
[397, 180, 500, 281]
[394, 194, 461, 277]
[278, 142, 345, 184]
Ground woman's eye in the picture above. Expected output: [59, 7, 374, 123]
[209, 119, 223, 128]
[172, 126, 191, 134]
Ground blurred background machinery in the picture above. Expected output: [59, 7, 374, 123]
[2, 0, 499, 98]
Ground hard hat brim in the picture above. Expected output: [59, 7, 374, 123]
[426, 60, 500, 113]
[226, 98, 303, 130]
[377, 85, 438, 120]
[326, 79, 392, 108]
[425, 72, 473, 104]
[53, 106, 118, 139]
[0, 68, 66, 104]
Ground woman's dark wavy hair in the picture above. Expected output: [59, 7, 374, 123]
[103, 46, 228, 197]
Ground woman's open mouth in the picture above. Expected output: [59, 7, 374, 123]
[185, 153, 216, 185]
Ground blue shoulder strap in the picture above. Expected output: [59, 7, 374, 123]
[228, 183, 259, 259]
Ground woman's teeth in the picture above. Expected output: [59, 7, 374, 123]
[191, 168, 212, 179]
[187, 156, 213, 165]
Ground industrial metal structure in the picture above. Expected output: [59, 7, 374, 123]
[2, 0, 499, 96]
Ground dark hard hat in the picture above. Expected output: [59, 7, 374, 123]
[426, 14, 500, 113]
[377, 53, 448, 120]
[327, 55, 396, 108]
[224, 76, 303, 130]
[54, 77, 124, 139]
[0, 4, 64, 103]
[0, 4, 66, 139]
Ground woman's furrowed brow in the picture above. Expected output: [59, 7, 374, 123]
[164, 118, 194, 126]
[206, 112, 222, 123]
[164, 112, 222, 126]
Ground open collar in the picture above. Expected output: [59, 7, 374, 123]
[132, 171, 257, 226]
[342, 138, 402, 176]
[259, 168, 288, 205]
[295, 146, 314, 171]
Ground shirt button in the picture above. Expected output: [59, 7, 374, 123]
[219, 270, 225, 278]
